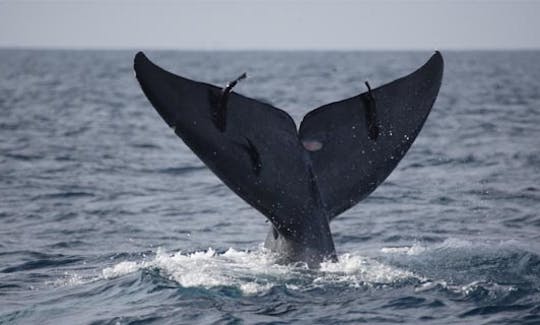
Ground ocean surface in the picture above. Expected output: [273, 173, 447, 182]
[0, 49, 539, 324]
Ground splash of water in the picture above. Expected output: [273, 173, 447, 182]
[101, 247, 419, 295]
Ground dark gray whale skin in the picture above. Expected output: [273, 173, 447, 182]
[133, 51, 443, 267]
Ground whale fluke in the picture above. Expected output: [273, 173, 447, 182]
[134, 51, 444, 266]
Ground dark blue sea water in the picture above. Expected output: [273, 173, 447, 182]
[0, 49, 539, 324]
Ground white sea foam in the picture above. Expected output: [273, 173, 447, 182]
[47, 271, 87, 287]
[381, 243, 427, 255]
[100, 247, 419, 295]
[102, 261, 141, 279]
[379, 238, 494, 257]
[414, 279, 518, 297]
[319, 253, 417, 286]
[380, 237, 531, 258]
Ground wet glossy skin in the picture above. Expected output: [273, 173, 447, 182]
[134, 52, 443, 268]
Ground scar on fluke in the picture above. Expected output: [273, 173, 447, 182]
[302, 140, 323, 151]
[212, 73, 247, 132]
[362, 81, 380, 141]
[240, 137, 262, 176]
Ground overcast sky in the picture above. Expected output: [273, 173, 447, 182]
[0, 0, 539, 50]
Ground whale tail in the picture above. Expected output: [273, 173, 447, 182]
[134, 52, 443, 263]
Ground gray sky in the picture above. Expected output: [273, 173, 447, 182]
[1, 0, 539, 50]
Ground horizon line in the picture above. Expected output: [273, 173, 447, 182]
[1, 45, 540, 52]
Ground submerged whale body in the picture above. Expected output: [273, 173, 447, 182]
[134, 51, 443, 267]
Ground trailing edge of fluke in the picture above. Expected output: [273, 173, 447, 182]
[133, 51, 444, 267]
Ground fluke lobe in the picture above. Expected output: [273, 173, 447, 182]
[134, 52, 444, 267]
